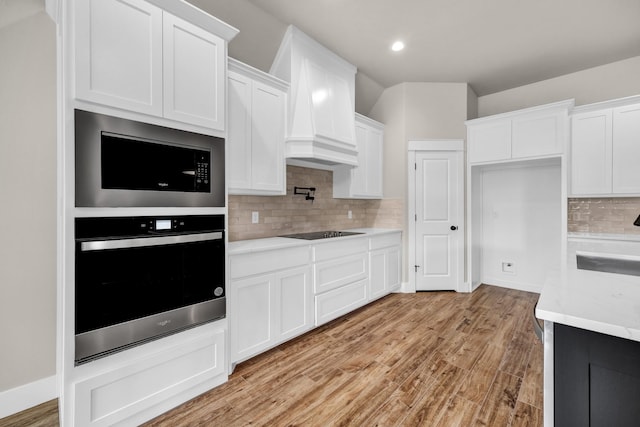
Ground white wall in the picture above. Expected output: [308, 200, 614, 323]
[478, 56, 640, 117]
[479, 162, 561, 293]
[0, 10, 57, 393]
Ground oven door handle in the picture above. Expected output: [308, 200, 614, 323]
[80, 231, 223, 252]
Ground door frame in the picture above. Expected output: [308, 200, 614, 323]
[408, 140, 468, 293]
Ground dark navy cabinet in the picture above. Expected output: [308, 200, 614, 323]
[555, 323, 640, 427]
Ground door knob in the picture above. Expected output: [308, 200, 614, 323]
[450, 225, 458, 231]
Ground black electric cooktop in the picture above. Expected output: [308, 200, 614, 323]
[280, 231, 364, 240]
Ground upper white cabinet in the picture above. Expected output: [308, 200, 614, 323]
[270, 25, 359, 166]
[571, 97, 640, 196]
[162, 13, 225, 129]
[467, 100, 573, 164]
[612, 103, 640, 194]
[227, 59, 288, 195]
[333, 114, 384, 199]
[570, 109, 613, 195]
[75, 0, 236, 131]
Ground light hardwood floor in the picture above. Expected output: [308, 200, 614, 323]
[0, 284, 542, 427]
[146, 284, 543, 426]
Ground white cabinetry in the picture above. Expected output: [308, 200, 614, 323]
[570, 109, 613, 195]
[227, 59, 288, 195]
[467, 100, 572, 164]
[75, 0, 235, 131]
[73, 322, 226, 426]
[333, 114, 384, 199]
[313, 237, 369, 325]
[369, 232, 401, 300]
[570, 97, 640, 196]
[229, 246, 313, 364]
[612, 104, 640, 194]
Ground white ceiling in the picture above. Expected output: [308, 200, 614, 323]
[242, 0, 640, 96]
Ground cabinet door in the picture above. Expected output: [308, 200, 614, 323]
[570, 110, 612, 195]
[366, 125, 384, 197]
[227, 71, 253, 191]
[350, 122, 369, 196]
[468, 121, 511, 163]
[75, 0, 163, 115]
[512, 111, 565, 159]
[369, 249, 387, 300]
[230, 274, 274, 362]
[251, 80, 286, 193]
[276, 266, 313, 341]
[387, 246, 401, 291]
[163, 14, 225, 130]
[613, 104, 640, 194]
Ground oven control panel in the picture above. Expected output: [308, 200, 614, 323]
[75, 215, 225, 239]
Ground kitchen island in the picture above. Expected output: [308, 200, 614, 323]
[536, 234, 640, 426]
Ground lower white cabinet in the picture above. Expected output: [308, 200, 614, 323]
[229, 247, 313, 364]
[228, 231, 402, 364]
[73, 322, 227, 427]
[369, 233, 402, 300]
[313, 237, 369, 325]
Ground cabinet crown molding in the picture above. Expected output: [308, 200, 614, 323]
[572, 94, 640, 115]
[146, 0, 238, 41]
[466, 99, 575, 126]
[228, 58, 289, 92]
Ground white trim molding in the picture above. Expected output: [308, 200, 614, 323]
[0, 375, 58, 419]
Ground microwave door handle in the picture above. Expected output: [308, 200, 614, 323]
[80, 231, 223, 252]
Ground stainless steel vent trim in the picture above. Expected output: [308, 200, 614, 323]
[75, 297, 226, 364]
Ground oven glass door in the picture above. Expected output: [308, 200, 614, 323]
[75, 233, 225, 335]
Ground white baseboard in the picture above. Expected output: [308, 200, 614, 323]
[481, 277, 543, 294]
[0, 375, 58, 419]
[396, 281, 414, 293]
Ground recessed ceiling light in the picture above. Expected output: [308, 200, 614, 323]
[391, 41, 405, 52]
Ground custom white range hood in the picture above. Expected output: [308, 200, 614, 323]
[270, 25, 358, 167]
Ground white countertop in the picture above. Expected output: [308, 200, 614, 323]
[536, 235, 640, 342]
[228, 228, 402, 255]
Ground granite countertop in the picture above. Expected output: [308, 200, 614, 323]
[228, 228, 402, 255]
[536, 235, 640, 342]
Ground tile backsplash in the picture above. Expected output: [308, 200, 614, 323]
[568, 197, 640, 235]
[228, 165, 403, 241]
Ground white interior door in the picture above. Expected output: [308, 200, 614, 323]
[414, 151, 463, 291]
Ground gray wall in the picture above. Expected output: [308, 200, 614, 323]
[0, 10, 57, 392]
[478, 55, 640, 117]
[368, 82, 471, 282]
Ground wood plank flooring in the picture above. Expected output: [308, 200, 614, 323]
[0, 284, 542, 427]
[145, 284, 543, 427]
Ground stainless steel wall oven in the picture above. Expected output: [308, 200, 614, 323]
[74, 215, 225, 365]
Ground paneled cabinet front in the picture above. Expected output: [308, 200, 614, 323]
[369, 233, 401, 300]
[229, 247, 313, 364]
[333, 114, 384, 199]
[570, 100, 640, 196]
[227, 60, 288, 195]
[467, 100, 571, 165]
[75, 0, 227, 131]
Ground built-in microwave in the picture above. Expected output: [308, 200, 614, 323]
[75, 109, 225, 207]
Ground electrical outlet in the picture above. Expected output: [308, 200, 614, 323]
[251, 211, 259, 224]
[348, 210, 353, 219]
[502, 261, 515, 274]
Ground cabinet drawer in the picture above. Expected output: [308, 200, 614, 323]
[313, 237, 368, 262]
[314, 252, 368, 294]
[230, 246, 311, 279]
[315, 278, 368, 326]
[370, 232, 401, 250]
[74, 327, 225, 426]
